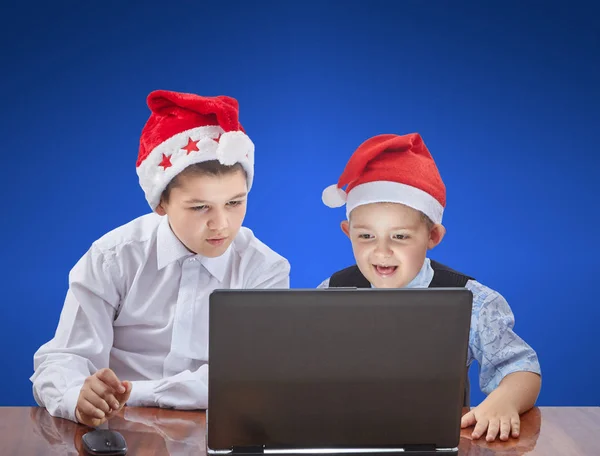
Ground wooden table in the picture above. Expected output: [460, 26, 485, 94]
[1, 407, 598, 455]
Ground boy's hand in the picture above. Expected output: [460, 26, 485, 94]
[75, 368, 132, 427]
[461, 394, 520, 442]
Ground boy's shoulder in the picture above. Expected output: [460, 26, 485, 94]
[232, 227, 290, 268]
[429, 260, 507, 311]
[464, 279, 500, 300]
[92, 212, 161, 255]
[464, 278, 509, 316]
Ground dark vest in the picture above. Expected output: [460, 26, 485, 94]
[328, 260, 474, 406]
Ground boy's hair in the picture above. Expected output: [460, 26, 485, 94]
[420, 212, 435, 230]
[160, 160, 247, 203]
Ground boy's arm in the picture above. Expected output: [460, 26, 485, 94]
[126, 367, 209, 409]
[462, 281, 541, 440]
[31, 245, 119, 422]
[126, 257, 291, 409]
[485, 371, 541, 414]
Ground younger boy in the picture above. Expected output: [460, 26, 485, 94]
[319, 133, 540, 442]
[31, 90, 290, 427]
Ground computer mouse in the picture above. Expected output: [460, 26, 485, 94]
[81, 429, 128, 455]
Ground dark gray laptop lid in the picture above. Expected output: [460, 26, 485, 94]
[207, 288, 473, 453]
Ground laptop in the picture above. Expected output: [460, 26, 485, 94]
[207, 288, 473, 456]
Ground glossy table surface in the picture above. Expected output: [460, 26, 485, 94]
[1, 406, 599, 455]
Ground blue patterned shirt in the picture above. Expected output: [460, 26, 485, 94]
[317, 258, 541, 395]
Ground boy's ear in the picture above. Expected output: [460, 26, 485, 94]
[428, 224, 446, 249]
[340, 220, 350, 238]
[155, 202, 167, 216]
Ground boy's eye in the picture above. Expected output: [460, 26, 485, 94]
[191, 205, 208, 211]
[358, 234, 373, 239]
[394, 234, 408, 240]
[227, 200, 243, 207]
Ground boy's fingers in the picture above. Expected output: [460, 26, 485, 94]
[90, 381, 120, 410]
[486, 418, 500, 442]
[96, 368, 126, 393]
[511, 416, 521, 437]
[84, 390, 111, 414]
[460, 411, 476, 428]
[76, 408, 94, 427]
[499, 417, 511, 441]
[471, 417, 489, 440]
[78, 398, 106, 420]
[75, 407, 87, 425]
[77, 413, 103, 428]
[85, 416, 104, 427]
[118, 381, 132, 404]
[106, 407, 122, 418]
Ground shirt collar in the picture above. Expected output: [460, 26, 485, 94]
[157, 216, 192, 270]
[405, 257, 434, 288]
[200, 245, 232, 282]
[156, 215, 232, 282]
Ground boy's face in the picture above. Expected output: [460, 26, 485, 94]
[341, 202, 445, 288]
[156, 170, 247, 258]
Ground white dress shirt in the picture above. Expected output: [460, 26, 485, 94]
[31, 213, 290, 422]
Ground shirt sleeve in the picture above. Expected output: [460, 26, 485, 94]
[466, 280, 541, 395]
[127, 365, 209, 409]
[30, 244, 121, 422]
[245, 257, 291, 289]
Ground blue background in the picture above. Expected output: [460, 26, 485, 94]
[1, 0, 598, 407]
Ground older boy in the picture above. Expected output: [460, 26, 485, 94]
[31, 90, 290, 427]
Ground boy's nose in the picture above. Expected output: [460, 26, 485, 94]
[373, 241, 393, 257]
[207, 211, 228, 231]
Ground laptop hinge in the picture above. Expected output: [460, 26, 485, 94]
[232, 446, 264, 454]
[404, 445, 437, 451]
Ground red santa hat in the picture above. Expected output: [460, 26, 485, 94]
[322, 133, 446, 223]
[136, 90, 254, 210]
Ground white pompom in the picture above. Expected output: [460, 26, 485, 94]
[216, 131, 254, 165]
[322, 184, 347, 207]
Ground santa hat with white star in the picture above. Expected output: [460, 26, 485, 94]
[322, 133, 446, 223]
[136, 90, 254, 210]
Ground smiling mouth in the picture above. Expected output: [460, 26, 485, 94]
[373, 265, 398, 277]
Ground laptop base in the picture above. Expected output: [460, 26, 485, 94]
[209, 447, 459, 456]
